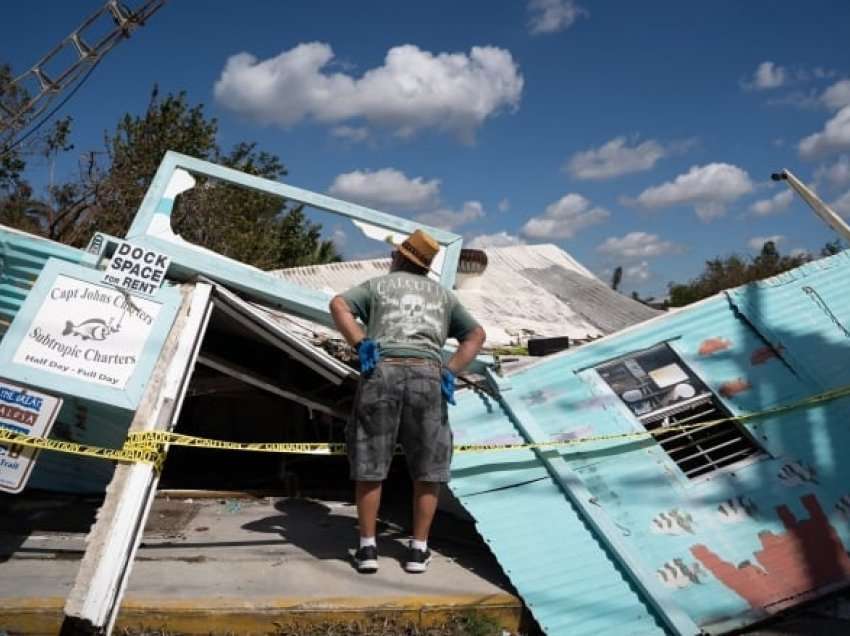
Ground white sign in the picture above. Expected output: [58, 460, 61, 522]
[13, 275, 162, 389]
[102, 240, 170, 298]
[0, 379, 62, 493]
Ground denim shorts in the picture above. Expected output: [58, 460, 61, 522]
[347, 359, 452, 482]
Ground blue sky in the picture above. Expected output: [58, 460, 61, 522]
[4, 0, 850, 297]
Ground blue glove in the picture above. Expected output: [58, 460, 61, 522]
[356, 338, 380, 376]
[441, 367, 456, 405]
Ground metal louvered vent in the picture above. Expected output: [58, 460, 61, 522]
[596, 343, 764, 480]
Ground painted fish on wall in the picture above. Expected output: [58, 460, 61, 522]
[698, 337, 731, 356]
[716, 496, 758, 524]
[656, 558, 707, 589]
[650, 509, 696, 535]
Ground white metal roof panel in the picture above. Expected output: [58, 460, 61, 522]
[274, 244, 659, 347]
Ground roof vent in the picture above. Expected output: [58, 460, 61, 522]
[457, 249, 488, 274]
[454, 248, 488, 290]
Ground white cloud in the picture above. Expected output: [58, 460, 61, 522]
[745, 61, 787, 90]
[467, 231, 525, 249]
[832, 189, 850, 217]
[331, 228, 347, 248]
[633, 163, 754, 221]
[790, 247, 810, 258]
[766, 89, 821, 110]
[596, 232, 682, 259]
[498, 198, 511, 212]
[328, 168, 440, 210]
[565, 137, 666, 180]
[748, 235, 785, 250]
[799, 106, 850, 159]
[330, 126, 370, 143]
[417, 201, 485, 231]
[822, 79, 850, 111]
[624, 261, 651, 282]
[527, 0, 588, 35]
[521, 193, 609, 239]
[767, 78, 850, 111]
[814, 67, 838, 80]
[815, 156, 850, 188]
[214, 42, 524, 142]
[750, 189, 794, 216]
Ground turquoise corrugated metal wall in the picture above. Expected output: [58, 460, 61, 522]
[0, 226, 85, 339]
[1, 226, 132, 492]
[451, 250, 850, 635]
[450, 393, 668, 636]
[27, 400, 128, 492]
[727, 250, 850, 391]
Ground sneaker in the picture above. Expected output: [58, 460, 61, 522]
[354, 545, 378, 573]
[404, 545, 432, 573]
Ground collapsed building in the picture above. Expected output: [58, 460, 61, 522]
[1, 151, 849, 635]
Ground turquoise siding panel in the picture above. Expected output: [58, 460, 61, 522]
[727, 249, 850, 390]
[0, 227, 85, 338]
[28, 400, 131, 493]
[451, 251, 850, 634]
[449, 391, 668, 636]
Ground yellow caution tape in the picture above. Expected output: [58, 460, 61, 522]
[0, 382, 848, 470]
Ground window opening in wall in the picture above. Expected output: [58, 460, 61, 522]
[595, 343, 763, 479]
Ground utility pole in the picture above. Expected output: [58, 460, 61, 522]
[771, 169, 850, 244]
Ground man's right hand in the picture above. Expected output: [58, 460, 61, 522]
[441, 367, 457, 405]
[356, 338, 380, 376]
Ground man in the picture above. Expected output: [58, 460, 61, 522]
[329, 229, 485, 574]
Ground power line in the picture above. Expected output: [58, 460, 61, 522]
[1, 57, 103, 159]
[0, 0, 166, 135]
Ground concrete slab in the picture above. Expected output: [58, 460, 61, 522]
[0, 493, 523, 634]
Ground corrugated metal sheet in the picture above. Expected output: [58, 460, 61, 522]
[452, 250, 850, 635]
[274, 244, 658, 346]
[522, 266, 660, 334]
[0, 225, 85, 339]
[726, 249, 850, 391]
[473, 242, 598, 279]
[450, 390, 668, 636]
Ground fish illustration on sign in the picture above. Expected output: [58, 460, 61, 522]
[62, 317, 118, 341]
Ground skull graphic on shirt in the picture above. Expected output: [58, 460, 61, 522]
[399, 293, 425, 335]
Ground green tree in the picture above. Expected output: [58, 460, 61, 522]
[821, 239, 845, 257]
[667, 240, 832, 307]
[1, 64, 75, 236]
[1, 83, 340, 269]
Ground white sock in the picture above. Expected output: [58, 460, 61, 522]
[410, 538, 428, 552]
[359, 536, 377, 549]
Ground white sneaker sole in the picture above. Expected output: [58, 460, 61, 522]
[404, 557, 432, 573]
[356, 558, 378, 572]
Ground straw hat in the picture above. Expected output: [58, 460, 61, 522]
[397, 229, 439, 269]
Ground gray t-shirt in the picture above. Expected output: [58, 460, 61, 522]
[341, 272, 480, 361]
